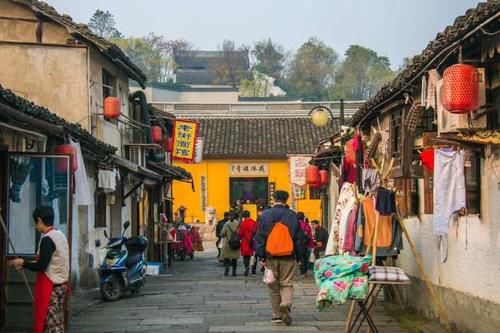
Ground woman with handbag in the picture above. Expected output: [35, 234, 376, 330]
[238, 210, 257, 277]
[220, 212, 241, 276]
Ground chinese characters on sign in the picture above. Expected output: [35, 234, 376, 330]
[172, 120, 199, 162]
[268, 182, 276, 206]
[229, 163, 269, 177]
[289, 155, 312, 201]
[200, 176, 207, 211]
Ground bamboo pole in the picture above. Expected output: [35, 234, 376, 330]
[344, 300, 356, 333]
[394, 213, 451, 333]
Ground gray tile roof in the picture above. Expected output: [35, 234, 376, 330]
[196, 117, 337, 158]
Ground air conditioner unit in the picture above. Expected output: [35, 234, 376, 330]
[437, 68, 487, 134]
[126, 146, 145, 167]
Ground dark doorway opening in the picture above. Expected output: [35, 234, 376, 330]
[229, 177, 268, 208]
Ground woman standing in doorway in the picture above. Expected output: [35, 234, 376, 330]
[238, 210, 257, 277]
[220, 212, 241, 276]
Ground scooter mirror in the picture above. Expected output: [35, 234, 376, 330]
[123, 221, 130, 230]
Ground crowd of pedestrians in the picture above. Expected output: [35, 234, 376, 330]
[215, 190, 329, 326]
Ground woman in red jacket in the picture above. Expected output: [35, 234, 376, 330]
[238, 210, 257, 277]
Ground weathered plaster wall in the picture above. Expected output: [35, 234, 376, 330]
[0, 44, 89, 125]
[397, 149, 500, 332]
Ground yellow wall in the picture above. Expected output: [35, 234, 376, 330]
[173, 159, 321, 223]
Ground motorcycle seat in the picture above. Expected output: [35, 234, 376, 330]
[126, 253, 142, 268]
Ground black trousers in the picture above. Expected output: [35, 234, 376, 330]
[224, 259, 237, 272]
[243, 255, 258, 274]
[300, 250, 309, 274]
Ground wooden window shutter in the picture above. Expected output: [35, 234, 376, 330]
[465, 151, 481, 214]
[95, 192, 107, 228]
[423, 168, 434, 214]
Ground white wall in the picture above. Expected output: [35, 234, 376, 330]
[398, 149, 500, 304]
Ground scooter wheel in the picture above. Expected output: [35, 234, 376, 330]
[100, 277, 123, 301]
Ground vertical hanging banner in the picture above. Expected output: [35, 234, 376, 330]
[172, 119, 199, 162]
[194, 137, 205, 164]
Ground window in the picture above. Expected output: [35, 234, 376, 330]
[95, 192, 107, 228]
[309, 186, 321, 200]
[102, 69, 117, 124]
[464, 152, 481, 214]
[389, 110, 403, 177]
[229, 177, 268, 207]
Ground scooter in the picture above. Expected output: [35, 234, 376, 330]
[99, 221, 148, 301]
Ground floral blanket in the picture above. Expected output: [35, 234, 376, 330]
[314, 255, 371, 309]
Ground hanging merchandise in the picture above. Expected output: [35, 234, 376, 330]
[54, 144, 78, 173]
[406, 102, 424, 134]
[319, 169, 329, 186]
[151, 126, 162, 143]
[306, 164, 320, 187]
[361, 168, 380, 193]
[345, 139, 356, 164]
[364, 131, 381, 161]
[441, 64, 479, 114]
[103, 96, 121, 119]
[325, 183, 356, 255]
[420, 148, 435, 171]
[375, 187, 396, 216]
[433, 148, 467, 237]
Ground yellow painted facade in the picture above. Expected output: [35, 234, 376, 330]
[173, 159, 321, 223]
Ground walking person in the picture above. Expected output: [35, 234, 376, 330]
[297, 212, 314, 277]
[312, 220, 329, 259]
[8, 206, 69, 333]
[215, 212, 230, 260]
[255, 190, 303, 326]
[238, 210, 257, 277]
[220, 212, 240, 276]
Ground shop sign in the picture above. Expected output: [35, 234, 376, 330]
[229, 163, 268, 177]
[200, 176, 207, 211]
[172, 119, 199, 162]
[289, 155, 312, 186]
[268, 182, 276, 206]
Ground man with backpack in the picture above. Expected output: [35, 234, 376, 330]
[254, 190, 304, 326]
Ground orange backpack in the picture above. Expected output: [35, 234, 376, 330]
[266, 221, 294, 256]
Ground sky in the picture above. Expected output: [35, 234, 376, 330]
[46, 0, 480, 69]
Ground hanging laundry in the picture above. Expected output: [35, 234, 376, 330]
[342, 203, 359, 254]
[340, 157, 356, 185]
[433, 148, 466, 237]
[71, 139, 92, 206]
[98, 169, 117, 193]
[325, 183, 356, 256]
[375, 187, 396, 216]
[360, 197, 393, 248]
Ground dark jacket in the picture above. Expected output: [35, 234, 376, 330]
[254, 204, 304, 259]
[215, 219, 227, 238]
[314, 227, 329, 251]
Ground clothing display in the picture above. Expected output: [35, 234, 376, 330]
[375, 187, 396, 216]
[361, 168, 380, 193]
[368, 266, 409, 282]
[420, 148, 435, 172]
[314, 255, 371, 308]
[340, 157, 357, 185]
[433, 148, 466, 236]
[325, 183, 356, 256]
[342, 204, 359, 254]
[71, 139, 92, 206]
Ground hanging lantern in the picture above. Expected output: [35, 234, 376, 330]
[311, 109, 329, 127]
[306, 165, 320, 187]
[54, 144, 78, 173]
[345, 139, 356, 164]
[164, 137, 174, 152]
[151, 126, 162, 143]
[103, 97, 121, 119]
[319, 169, 329, 186]
[441, 64, 479, 114]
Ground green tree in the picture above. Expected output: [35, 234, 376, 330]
[252, 38, 286, 80]
[88, 9, 123, 39]
[284, 37, 338, 101]
[331, 45, 395, 100]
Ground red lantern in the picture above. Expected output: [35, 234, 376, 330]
[306, 165, 320, 187]
[345, 139, 356, 164]
[164, 137, 174, 152]
[103, 97, 121, 119]
[441, 64, 479, 114]
[54, 144, 78, 173]
[319, 169, 329, 186]
[151, 126, 162, 143]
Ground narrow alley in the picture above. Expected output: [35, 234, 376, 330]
[70, 245, 414, 333]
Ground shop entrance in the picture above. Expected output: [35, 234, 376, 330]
[229, 177, 269, 209]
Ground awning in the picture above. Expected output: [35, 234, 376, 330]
[147, 161, 192, 181]
[112, 156, 162, 182]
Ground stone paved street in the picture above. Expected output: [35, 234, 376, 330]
[70, 245, 411, 333]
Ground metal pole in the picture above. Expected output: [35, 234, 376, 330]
[340, 99, 345, 127]
[0, 209, 34, 302]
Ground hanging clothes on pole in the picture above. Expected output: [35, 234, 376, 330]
[325, 183, 356, 256]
